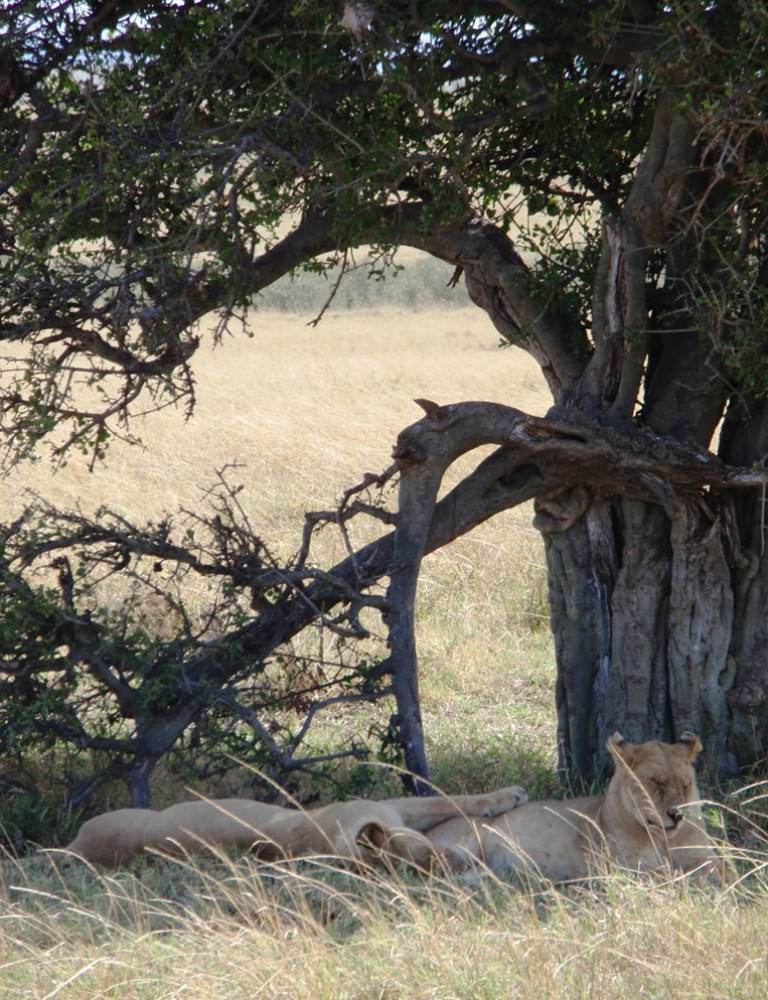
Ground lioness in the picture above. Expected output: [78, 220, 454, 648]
[426, 732, 730, 882]
[63, 784, 528, 869]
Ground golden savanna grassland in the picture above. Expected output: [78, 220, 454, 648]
[2, 275, 767, 999]
[3, 296, 556, 794]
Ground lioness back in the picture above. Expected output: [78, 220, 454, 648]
[65, 800, 294, 865]
[427, 796, 602, 881]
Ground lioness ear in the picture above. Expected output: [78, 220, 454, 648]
[678, 731, 702, 761]
[607, 731, 634, 766]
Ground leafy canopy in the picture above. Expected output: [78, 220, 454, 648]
[2, 2, 766, 464]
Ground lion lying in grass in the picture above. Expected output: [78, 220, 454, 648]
[426, 732, 730, 882]
[64, 784, 528, 870]
[65, 733, 728, 882]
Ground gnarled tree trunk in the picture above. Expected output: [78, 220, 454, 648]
[541, 490, 750, 780]
[384, 399, 763, 789]
[382, 92, 768, 786]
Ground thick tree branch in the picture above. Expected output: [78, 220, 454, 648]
[577, 98, 697, 419]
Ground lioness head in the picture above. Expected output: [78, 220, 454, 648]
[607, 731, 702, 834]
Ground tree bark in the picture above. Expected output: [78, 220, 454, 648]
[385, 432, 444, 793]
[719, 399, 768, 769]
[385, 400, 762, 785]
[536, 489, 616, 776]
[124, 757, 157, 809]
[542, 485, 766, 780]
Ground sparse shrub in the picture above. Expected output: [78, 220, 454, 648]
[0, 780, 78, 854]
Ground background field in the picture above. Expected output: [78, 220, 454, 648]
[2, 261, 766, 999]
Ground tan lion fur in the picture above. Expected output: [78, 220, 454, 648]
[426, 733, 730, 882]
[64, 784, 528, 870]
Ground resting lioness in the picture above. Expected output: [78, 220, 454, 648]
[427, 732, 729, 882]
[64, 784, 528, 869]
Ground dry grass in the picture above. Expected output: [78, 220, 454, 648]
[2, 842, 768, 999]
[3, 304, 548, 527]
[3, 304, 555, 793]
[3, 296, 766, 998]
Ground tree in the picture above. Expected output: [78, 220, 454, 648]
[1, 0, 767, 805]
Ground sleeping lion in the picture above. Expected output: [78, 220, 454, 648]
[63, 783, 528, 870]
[425, 732, 730, 882]
[64, 732, 728, 882]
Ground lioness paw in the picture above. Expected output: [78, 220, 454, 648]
[481, 785, 527, 817]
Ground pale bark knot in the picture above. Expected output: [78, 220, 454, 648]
[340, 3, 375, 39]
[392, 443, 426, 466]
[728, 680, 766, 714]
[533, 485, 592, 534]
